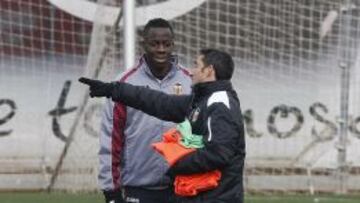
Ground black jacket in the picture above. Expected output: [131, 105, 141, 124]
[111, 80, 245, 203]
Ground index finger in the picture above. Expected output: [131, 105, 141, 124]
[78, 77, 93, 85]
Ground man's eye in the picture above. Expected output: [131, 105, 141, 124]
[147, 41, 172, 47]
[163, 41, 171, 45]
[148, 42, 158, 47]
[164, 42, 172, 47]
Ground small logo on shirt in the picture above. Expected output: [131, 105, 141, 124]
[173, 83, 183, 95]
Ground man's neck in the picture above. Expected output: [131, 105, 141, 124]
[145, 57, 172, 80]
[150, 66, 170, 80]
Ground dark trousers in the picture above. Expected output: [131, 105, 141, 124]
[123, 186, 174, 203]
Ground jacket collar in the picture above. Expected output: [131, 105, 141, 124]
[192, 80, 233, 98]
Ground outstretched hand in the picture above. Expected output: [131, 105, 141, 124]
[78, 77, 114, 98]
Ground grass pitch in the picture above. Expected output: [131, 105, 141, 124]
[0, 192, 358, 203]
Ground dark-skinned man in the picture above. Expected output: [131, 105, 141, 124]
[98, 18, 191, 203]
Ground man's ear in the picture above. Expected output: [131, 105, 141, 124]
[139, 36, 145, 48]
[206, 65, 216, 78]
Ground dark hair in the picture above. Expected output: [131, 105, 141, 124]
[143, 18, 174, 37]
[200, 49, 234, 80]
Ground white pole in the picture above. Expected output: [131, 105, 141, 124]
[336, 0, 354, 194]
[123, 0, 136, 70]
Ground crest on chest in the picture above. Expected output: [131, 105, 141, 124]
[172, 83, 183, 95]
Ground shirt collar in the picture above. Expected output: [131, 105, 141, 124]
[192, 80, 233, 97]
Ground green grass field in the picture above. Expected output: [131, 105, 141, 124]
[0, 193, 359, 203]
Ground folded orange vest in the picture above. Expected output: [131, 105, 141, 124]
[152, 128, 222, 196]
[174, 170, 222, 196]
[152, 128, 195, 166]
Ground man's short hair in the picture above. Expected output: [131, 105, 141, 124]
[143, 18, 174, 37]
[200, 49, 234, 80]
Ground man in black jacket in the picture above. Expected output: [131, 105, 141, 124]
[79, 49, 246, 203]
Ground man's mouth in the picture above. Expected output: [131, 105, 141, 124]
[153, 57, 168, 63]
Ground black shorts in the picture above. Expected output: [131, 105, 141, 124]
[123, 186, 174, 203]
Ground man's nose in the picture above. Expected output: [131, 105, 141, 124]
[157, 43, 166, 52]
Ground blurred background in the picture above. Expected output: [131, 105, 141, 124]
[0, 0, 360, 202]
